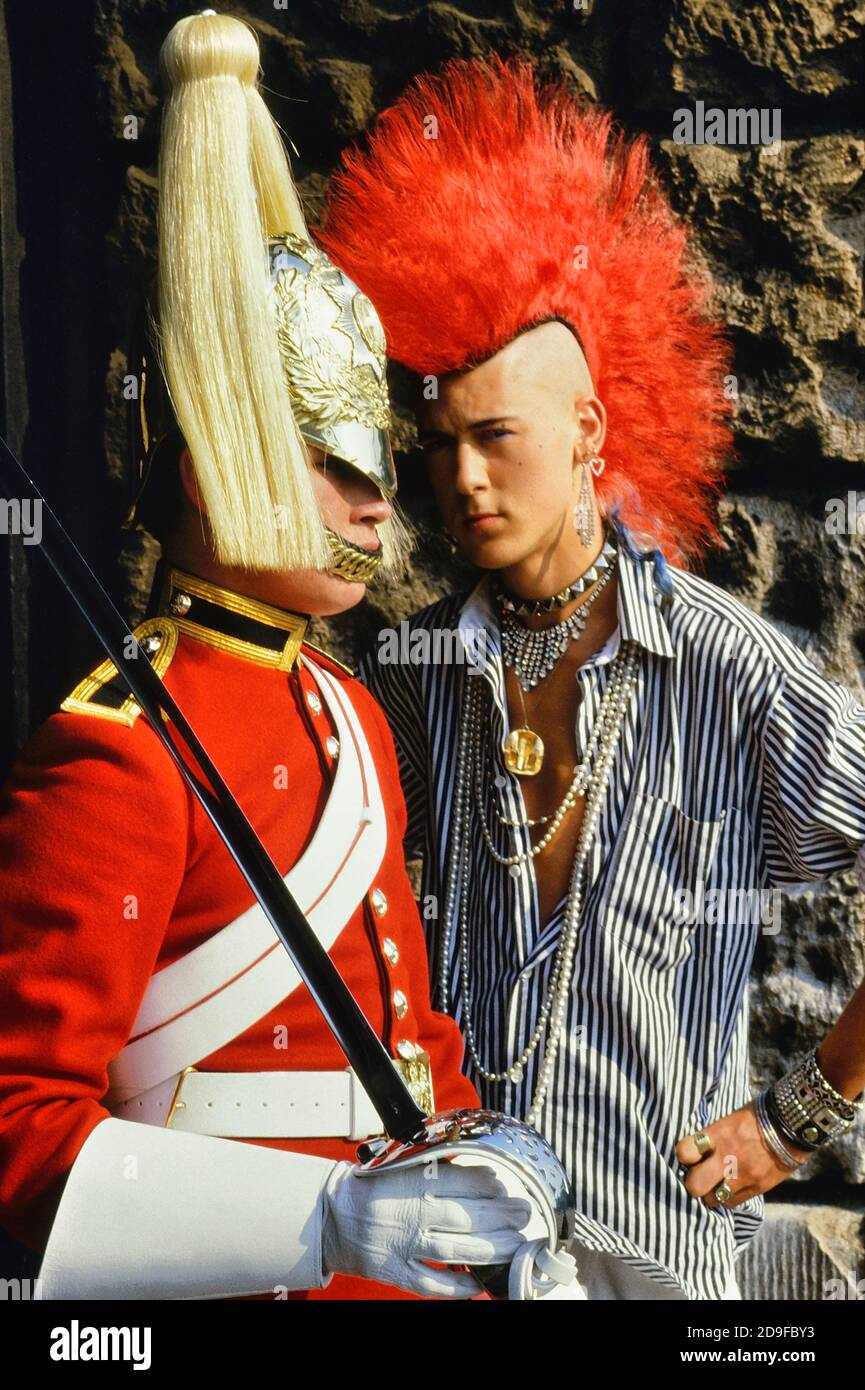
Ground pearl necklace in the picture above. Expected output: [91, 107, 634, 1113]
[478, 640, 637, 868]
[436, 641, 640, 1124]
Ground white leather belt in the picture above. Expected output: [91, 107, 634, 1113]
[109, 1066, 409, 1141]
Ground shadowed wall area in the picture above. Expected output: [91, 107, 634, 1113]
[0, 0, 863, 1298]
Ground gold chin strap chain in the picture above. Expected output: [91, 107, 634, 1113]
[326, 529, 383, 584]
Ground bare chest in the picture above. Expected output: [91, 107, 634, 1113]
[504, 662, 587, 931]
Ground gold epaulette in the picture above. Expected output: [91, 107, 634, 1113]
[59, 618, 179, 727]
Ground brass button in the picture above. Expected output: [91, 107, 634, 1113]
[371, 887, 387, 917]
[170, 592, 192, 616]
[396, 1040, 418, 1060]
[326, 735, 339, 758]
[382, 937, 399, 967]
[141, 634, 162, 655]
[392, 989, 408, 1019]
[803, 1126, 819, 1144]
[306, 691, 322, 715]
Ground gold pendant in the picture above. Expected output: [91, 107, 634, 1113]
[503, 726, 545, 776]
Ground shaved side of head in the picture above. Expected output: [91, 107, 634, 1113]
[499, 321, 596, 413]
[415, 319, 596, 433]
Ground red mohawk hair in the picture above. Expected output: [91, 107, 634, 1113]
[319, 57, 734, 564]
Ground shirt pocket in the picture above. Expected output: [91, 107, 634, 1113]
[601, 790, 728, 970]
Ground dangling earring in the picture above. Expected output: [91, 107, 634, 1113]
[589, 454, 606, 477]
[573, 461, 593, 546]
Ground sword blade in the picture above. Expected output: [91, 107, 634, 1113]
[0, 437, 426, 1141]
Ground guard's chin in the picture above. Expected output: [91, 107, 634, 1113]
[310, 577, 368, 620]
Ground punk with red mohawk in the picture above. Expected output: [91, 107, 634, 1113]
[319, 56, 734, 562]
[326, 57, 865, 1305]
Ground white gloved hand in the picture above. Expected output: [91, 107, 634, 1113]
[321, 1159, 533, 1298]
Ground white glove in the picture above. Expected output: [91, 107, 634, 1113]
[321, 1159, 533, 1298]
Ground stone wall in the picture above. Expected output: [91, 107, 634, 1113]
[2, 0, 863, 1295]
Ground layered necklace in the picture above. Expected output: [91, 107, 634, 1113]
[497, 536, 618, 777]
[436, 535, 640, 1127]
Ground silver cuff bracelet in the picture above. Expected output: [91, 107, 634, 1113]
[771, 1047, 862, 1150]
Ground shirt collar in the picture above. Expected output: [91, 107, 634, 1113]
[457, 524, 676, 663]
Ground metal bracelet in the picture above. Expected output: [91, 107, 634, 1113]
[803, 1047, 862, 1118]
[769, 1047, 861, 1150]
[766, 1081, 821, 1150]
[754, 1088, 806, 1170]
[771, 1075, 820, 1146]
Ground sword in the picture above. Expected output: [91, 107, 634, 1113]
[0, 435, 425, 1142]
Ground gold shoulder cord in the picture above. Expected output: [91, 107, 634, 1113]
[60, 618, 180, 728]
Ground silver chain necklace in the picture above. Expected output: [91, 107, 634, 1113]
[437, 641, 640, 1126]
[500, 552, 618, 691]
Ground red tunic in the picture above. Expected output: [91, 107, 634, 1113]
[0, 591, 478, 1301]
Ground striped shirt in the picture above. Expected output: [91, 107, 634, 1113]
[359, 516, 865, 1300]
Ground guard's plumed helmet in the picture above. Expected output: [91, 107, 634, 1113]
[319, 57, 736, 565]
[128, 10, 400, 581]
